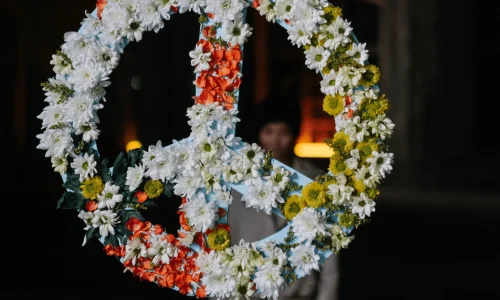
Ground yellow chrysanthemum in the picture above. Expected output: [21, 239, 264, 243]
[323, 94, 344, 117]
[360, 94, 390, 119]
[144, 179, 164, 199]
[353, 178, 366, 193]
[207, 228, 231, 251]
[365, 187, 380, 200]
[283, 195, 307, 220]
[356, 140, 380, 161]
[360, 64, 381, 87]
[332, 131, 354, 154]
[338, 212, 356, 228]
[80, 176, 104, 200]
[302, 182, 326, 208]
[323, 6, 342, 24]
[329, 154, 353, 176]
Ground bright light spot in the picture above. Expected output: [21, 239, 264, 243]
[294, 143, 333, 158]
[126, 140, 142, 152]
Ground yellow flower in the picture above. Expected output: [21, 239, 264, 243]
[302, 182, 326, 208]
[353, 178, 366, 193]
[323, 6, 342, 24]
[207, 227, 231, 251]
[323, 94, 344, 116]
[338, 211, 356, 228]
[365, 187, 380, 200]
[360, 65, 381, 87]
[356, 140, 380, 161]
[283, 195, 307, 220]
[360, 94, 390, 119]
[332, 131, 354, 155]
[144, 179, 164, 199]
[329, 153, 353, 176]
[80, 176, 104, 200]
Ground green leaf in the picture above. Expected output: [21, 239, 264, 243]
[127, 148, 142, 167]
[104, 233, 119, 246]
[163, 182, 174, 197]
[98, 158, 112, 182]
[57, 191, 85, 210]
[85, 227, 98, 241]
[62, 174, 81, 192]
[121, 209, 144, 223]
[112, 152, 127, 185]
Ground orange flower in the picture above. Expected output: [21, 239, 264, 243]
[207, 13, 215, 19]
[141, 271, 156, 282]
[196, 286, 207, 298]
[85, 200, 98, 212]
[153, 224, 164, 235]
[252, 0, 260, 9]
[218, 208, 227, 217]
[171, 6, 178, 13]
[96, 0, 107, 19]
[135, 191, 148, 203]
[202, 26, 216, 38]
[178, 211, 191, 231]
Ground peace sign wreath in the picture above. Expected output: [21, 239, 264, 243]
[36, 0, 395, 298]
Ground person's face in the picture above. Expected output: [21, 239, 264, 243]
[258, 121, 295, 161]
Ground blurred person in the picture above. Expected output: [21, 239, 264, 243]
[228, 95, 340, 300]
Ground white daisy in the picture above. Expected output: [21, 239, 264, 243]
[178, 230, 194, 246]
[345, 157, 358, 170]
[78, 210, 94, 231]
[232, 280, 256, 300]
[346, 42, 369, 65]
[36, 128, 73, 158]
[95, 46, 120, 71]
[241, 180, 284, 215]
[354, 165, 380, 188]
[69, 63, 110, 93]
[64, 93, 103, 127]
[175, 0, 206, 14]
[275, 0, 295, 21]
[253, 264, 284, 300]
[287, 23, 312, 47]
[51, 156, 68, 175]
[332, 16, 353, 48]
[351, 193, 375, 219]
[179, 192, 219, 233]
[241, 142, 265, 165]
[124, 237, 148, 265]
[80, 11, 103, 36]
[320, 70, 345, 96]
[101, 1, 130, 32]
[265, 166, 291, 190]
[327, 182, 354, 206]
[91, 209, 120, 237]
[338, 116, 369, 142]
[50, 53, 72, 76]
[256, 0, 277, 22]
[189, 43, 212, 72]
[366, 151, 394, 178]
[292, 2, 325, 31]
[368, 114, 395, 140]
[147, 234, 178, 264]
[330, 224, 354, 251]
[173, 175, 202, 198]
[222, 20, 253, 45]
[155, 0, 173, 20]
[204, 272, 237, 299]
[126, 164, 145, 191]
[61, 32, 99, 65]
[123, 19, 145, 42]
[305, 46, 330, 73]
[195, 249, 219, 275]
[292, 207, 329, 245]
[37, 104, 65, 129]
[205, 0, 248, 22]
[97, 182, 124, 209]
[138, 0, 164, 33]
[75, 122, 100, 142]
[71, 153, 97, 182]
[289, 244, 320, 275]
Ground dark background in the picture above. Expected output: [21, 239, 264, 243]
[1, 0, 498, 299]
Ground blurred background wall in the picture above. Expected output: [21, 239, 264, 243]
[1, 0, 497, 298]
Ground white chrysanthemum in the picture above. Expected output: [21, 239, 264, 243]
[222, 20, 253, 45]
[142, 142, 174, 181]
[196, 249, 219, 275]
[253, 264, 284, 300]
[332, 16, 353, 48]
[344, 156, 358, 170]
[71, 153, 98, 182]
[91, 209, 120, 237]
[50, 53, 72, 76]
[351, 192, 375, 219]
[346, 42, 369, 65]
[138, 0, 164, 33]
[189, 43, 212, 72]
[330, 224, 354, 251]
[241, 180, 284, 214]
[61, 32, 99, 65]
[368, 114, 395, 140]
[78, 210, 94, 231]
[64, 93, 103, 127]
[215, 186, 233, 205]
[101, 1, 130, 32]
[97, 182, 124, 209]
[289, 244, 320, 275]
[126, 164, 145, 191]
[95, 46, 120, 71]
[80, 12, 103, 36]
[366, 151, 394, 178]
[292, 207, 329, 245]
[37, 104, 65, 129]
[305, 46, 330, 73]
[337, 65, 363, 88]
[263, 244, 288, 268]
[287, 22, 312, 47]
[97, 29, 123, 52]
[241, 142, 265, 164]
[175, 0, 205, 14]
[265, 166, 291, 190]
[123, 19, 145, 42]
[75, 122, 100, 142]
[337, 116, 369, 142]
[256, 0, 277, 22]
[205, 0, 248, 22]
[204, 272, 237, 299]
[173, 175, 202, 198]
[351, 87, 379, 104]
[51, 156, 68, 175]
[69, 63, 110, 93]
[336, 173, 348, 185]
[124, 237, 148, 265]
[327, 182, 354, 206]
[350, 148, 361, 160]
[232, 279, 256, 300]
[178, 230, 195, 246]
[147, 234, 178, 264]
[36, 128, 73, 158]
[354, 165, 380, 188]
[155, 0, 173, 20]
[275, 0, 294, 21]
[320, 70, 346, 96]
[222, 163, 244, 183]
[292, 2, 325, 31]
[180, 192, 219, 232]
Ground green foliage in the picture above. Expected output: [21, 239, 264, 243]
[57, 191, 85, 210]
[112, 152, 127, 187]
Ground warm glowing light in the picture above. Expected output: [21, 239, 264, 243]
[294, 143, 333, 158]
[126, 140, 142, 152]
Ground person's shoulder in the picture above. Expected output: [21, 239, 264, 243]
[292, 157, 323, 179]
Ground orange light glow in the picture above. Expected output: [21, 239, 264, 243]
[126, 140, 142, 152]
[294, 143, 333, 158]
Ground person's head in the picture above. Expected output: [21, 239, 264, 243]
[251, 95, 302, 163]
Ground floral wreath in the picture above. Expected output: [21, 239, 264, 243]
[36, 0, 395, 298]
